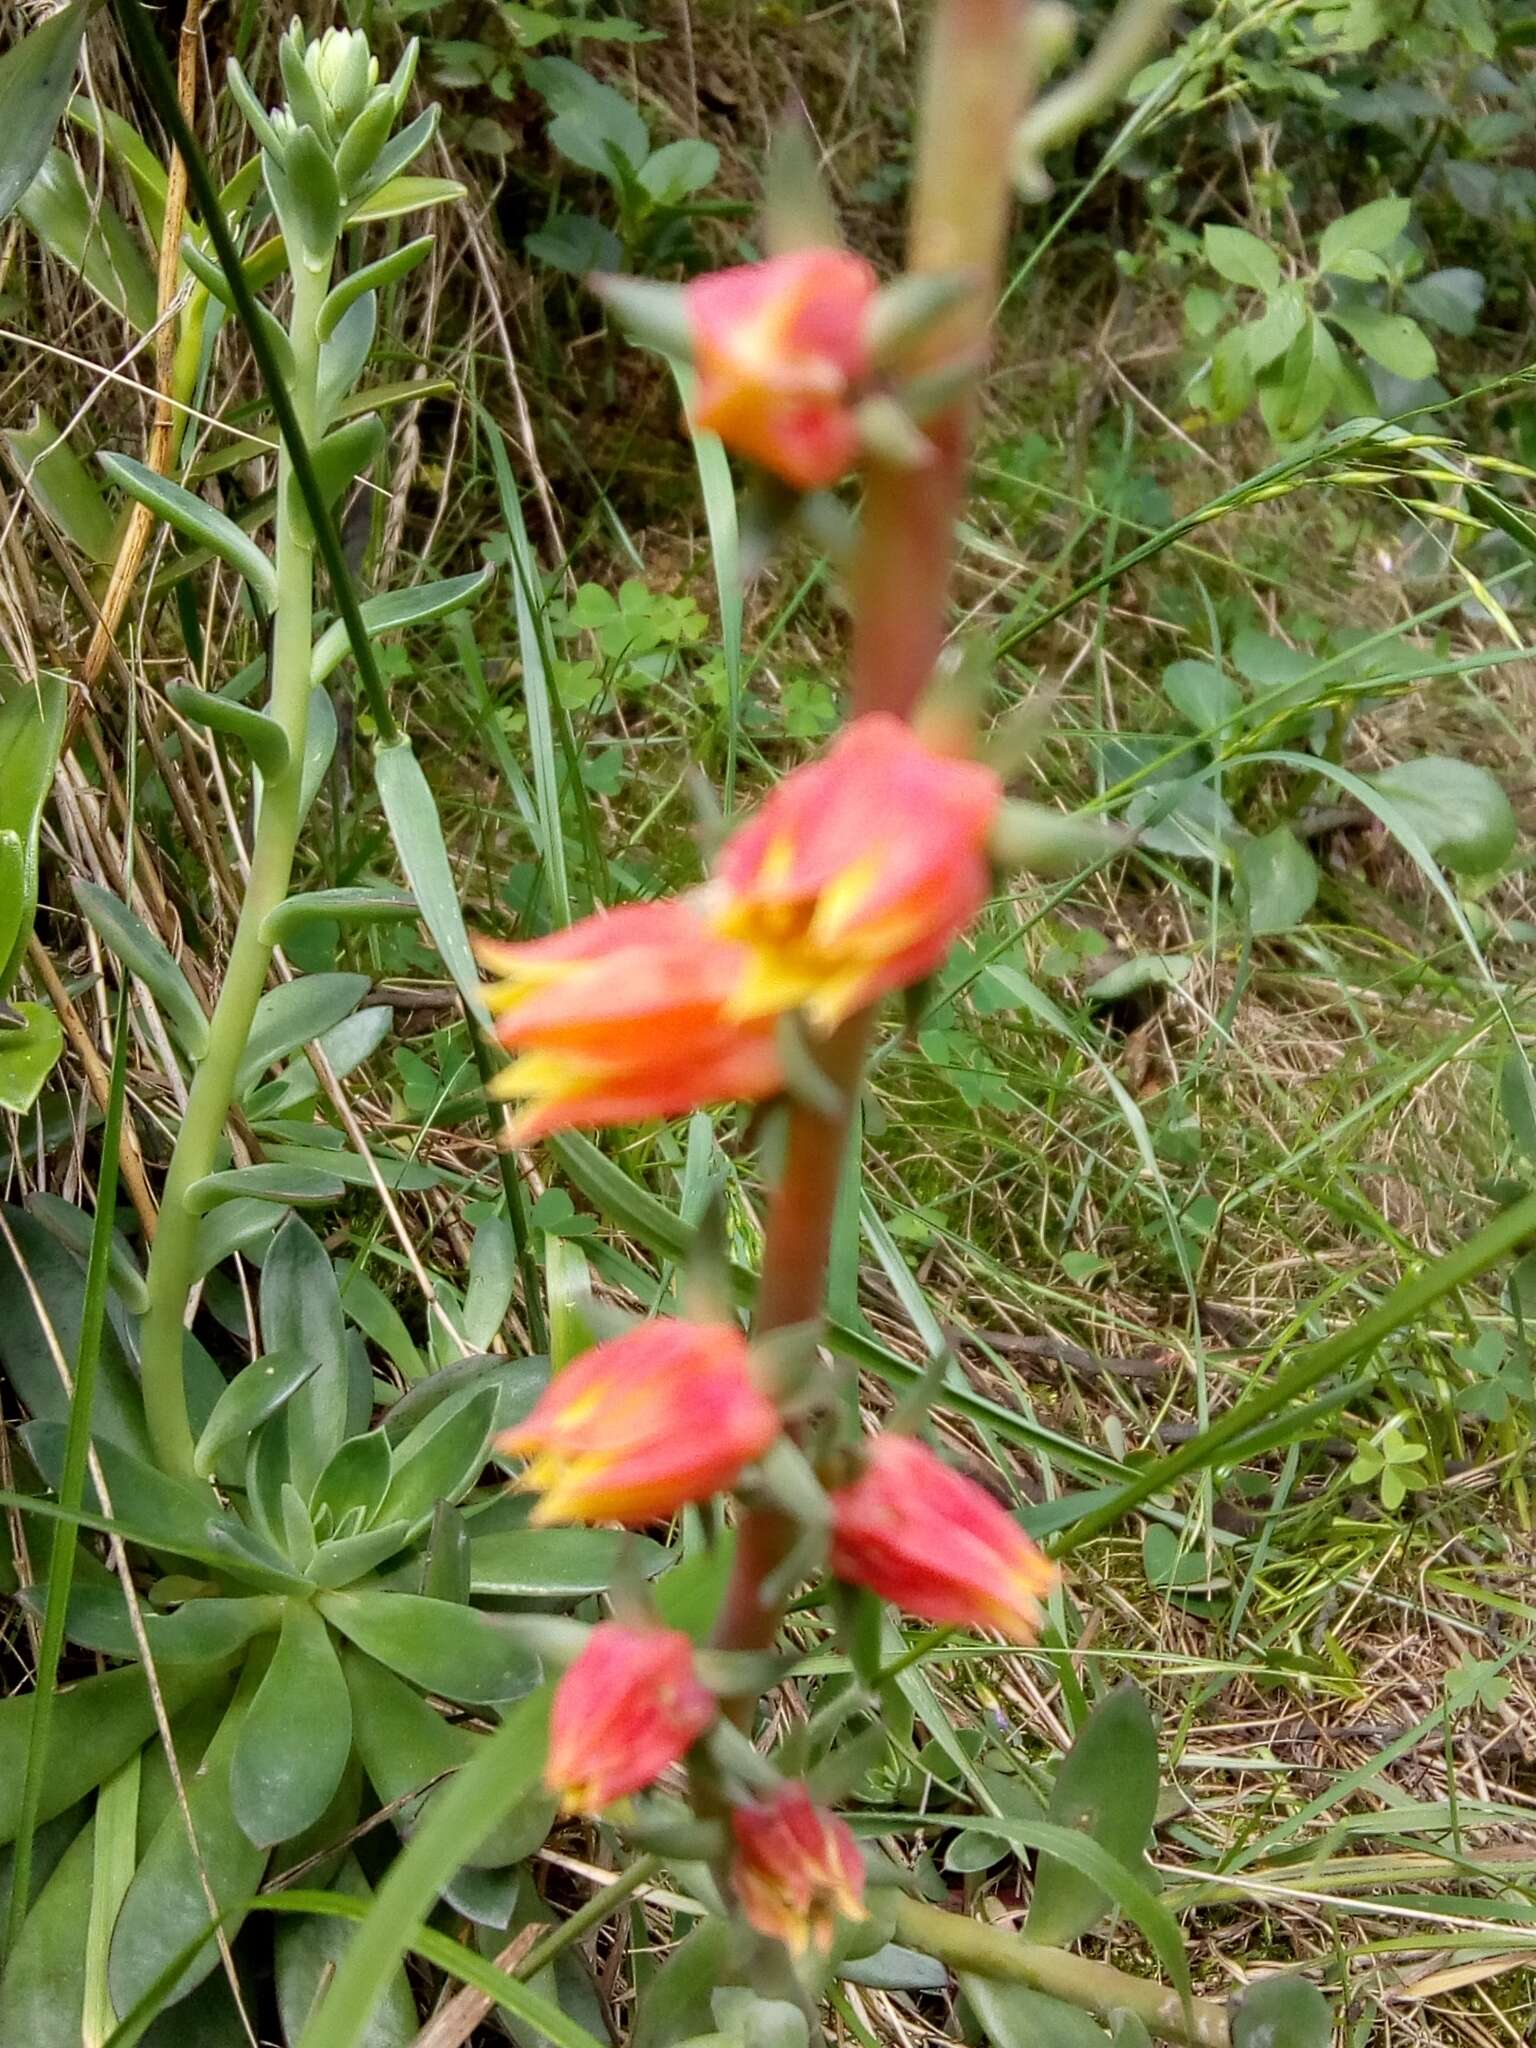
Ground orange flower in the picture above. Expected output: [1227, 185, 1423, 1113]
[546, 1622, 716, 1813]
[828, 1433, 1057, 1640]
[730, 1783, 867, 1957]
[475, 899, 782, 1141]
[499, 1318, 780, 1525]
[687, 249, 878, 490]
[713, 714, 1002, 1030]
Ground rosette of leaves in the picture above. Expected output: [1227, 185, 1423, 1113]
[0, 1206, 673, 2043]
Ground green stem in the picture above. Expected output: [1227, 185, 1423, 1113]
[138, 255, 329, 1481]
[889, 1895, 1230, 2048]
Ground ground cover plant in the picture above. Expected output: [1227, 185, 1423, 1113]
[0, 1, 1534, 2045]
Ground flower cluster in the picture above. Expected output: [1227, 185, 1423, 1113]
[479, 714, 1000, 1142]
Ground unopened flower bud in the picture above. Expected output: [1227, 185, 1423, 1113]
[730, 1784, 866, 1956]
[546, 1622, 716, 1812]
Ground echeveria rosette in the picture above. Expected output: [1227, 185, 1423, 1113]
[546, 1621, 717, 1814]
[713, 712, 1002, 1031]
[498, 1318, 781, 1525]
[828, 1432, 1058, 1639]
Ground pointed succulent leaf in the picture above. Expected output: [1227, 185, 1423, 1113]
[98, 452, 277, 603]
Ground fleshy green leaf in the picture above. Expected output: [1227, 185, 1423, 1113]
[311, 1429, 393, 1529]
[230, 1600, 352, 1847]
[108, 1679, 269, 2012]
[186, 1163, 347, 1217]
[344, 172, 466, 225]
[374, 1387, 497, 1536]
[165, 683, 290, 776]
[963, 1978, 1111, 2048]
[309, 568, 493, 686]
[0, 1810, 94, 2045]
[261, 887, 416, 946]
[275, 1853, 418, 2046]
[72, 880, 210, 1059]
[340, 1647, 555, 1867]
[319, 1590, 540, 1705]
[98, 453, 277, 601]
[318, 234, 433, 340]
[0, 0, 87, 223]
[193, 1348, 322, 1478]
[261, 1217, 351, 1501]
[0, 672, 67, 1000]
[18, 149, 155, 327]
[0, 1003, 62, 1115]
[5, 408, 116, 561]
[468, 1528, 670, 1598]
[236, 973, 370, 1097]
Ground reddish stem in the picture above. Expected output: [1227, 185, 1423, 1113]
[716, 0, 1033, 1667]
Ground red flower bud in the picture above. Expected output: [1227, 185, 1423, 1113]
[686, 249, 878, 490]
[730, 1782, 866, 1956]
[475, 898, 783, 1141]
[499, 1318, 780, 1525]
[714, 713, 1002, 1030]
[829, 1433, 1057, 1640]
[546, 1622, 716, 1813]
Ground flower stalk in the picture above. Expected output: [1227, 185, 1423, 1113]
[138, 251, 329, 1480]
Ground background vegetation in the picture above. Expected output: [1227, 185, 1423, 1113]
[2, 0, 1535, 2043]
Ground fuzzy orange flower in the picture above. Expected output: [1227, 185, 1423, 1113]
[730, 1783, 867, 1957]
[475, 899, 783, 1141]
[687, 248, 878, 490]
[829, 1433, 1057, 1640]
[546, 1622, 716, 1813]
[713, 713, 1002, 1031]
[498, 1318, 780, 1525]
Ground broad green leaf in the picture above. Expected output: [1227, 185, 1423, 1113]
[1499, 1052, 1536, 1165]
[838, 1945, 949, 1991]
[164, 683, 289, 776]
[526, 56, 648, 178]
[18, 148, 155, 326]
[1161, 659, 1241, 732]
[382, 1350, 547, 1442]
[262, 1217, 350, 1501]
[236, 972, 370, 1097]
[1317, 195, 1410, 274]
[337, 1258, 424, 1381]
[1258, 315, 1343, 442]
[375, 737, 485, 1014]
[1205, 326, 1254, 422]
[310, 568, 494, 686]
[0, 1003, 62, 1115]
[1229, 1974, 1332, 2048]
[193, 1348, 322, 1477]
[67, 94, 166, 240]
[98, 452, 276, 601]
[1367, 755, 1516, 874]
[71, 880, 209, 1058]
[1241, 282, 1306, 372]
[1234, 826, 1318, 935]
[26, 1580, 276, 1662]
[1124, 777, 1237, 862]
[319, 1590, 540, 1705]
[462, 1214, 517, 1350]
[5, 408, 115, 560]
[316, 292, 376, 425]
[1203, 224, 1279, 293]
[468, 1527, 670, 1598]
[421, 1501, 470, 1604]
[186, 1163, 346, 1217]
[632, 1918, 740, 2048]
[275, 1853, 417, 2047]
[0, 671, 66, 999]
[526, 210, 622, 275]
[1026, 1683, 1160, 1946]
[963, 1978, 1111, 2048]
[638, 137, 719, 205]
[0, 0, 87, 222]
[0, 1810, 93, 2045]
[230, 1600, 352, 1847]
[297, 413, 385, 521]
[306, 1519, 412, 1590]
[249, 1005, 394, 1117]
[375, 1385, 497, 1536]
[1327, 305, 1436, 380]
[340, 1648, 554, 1867]
[1403, 266, 1484, 337]
[109, 1679, 269, 2013]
